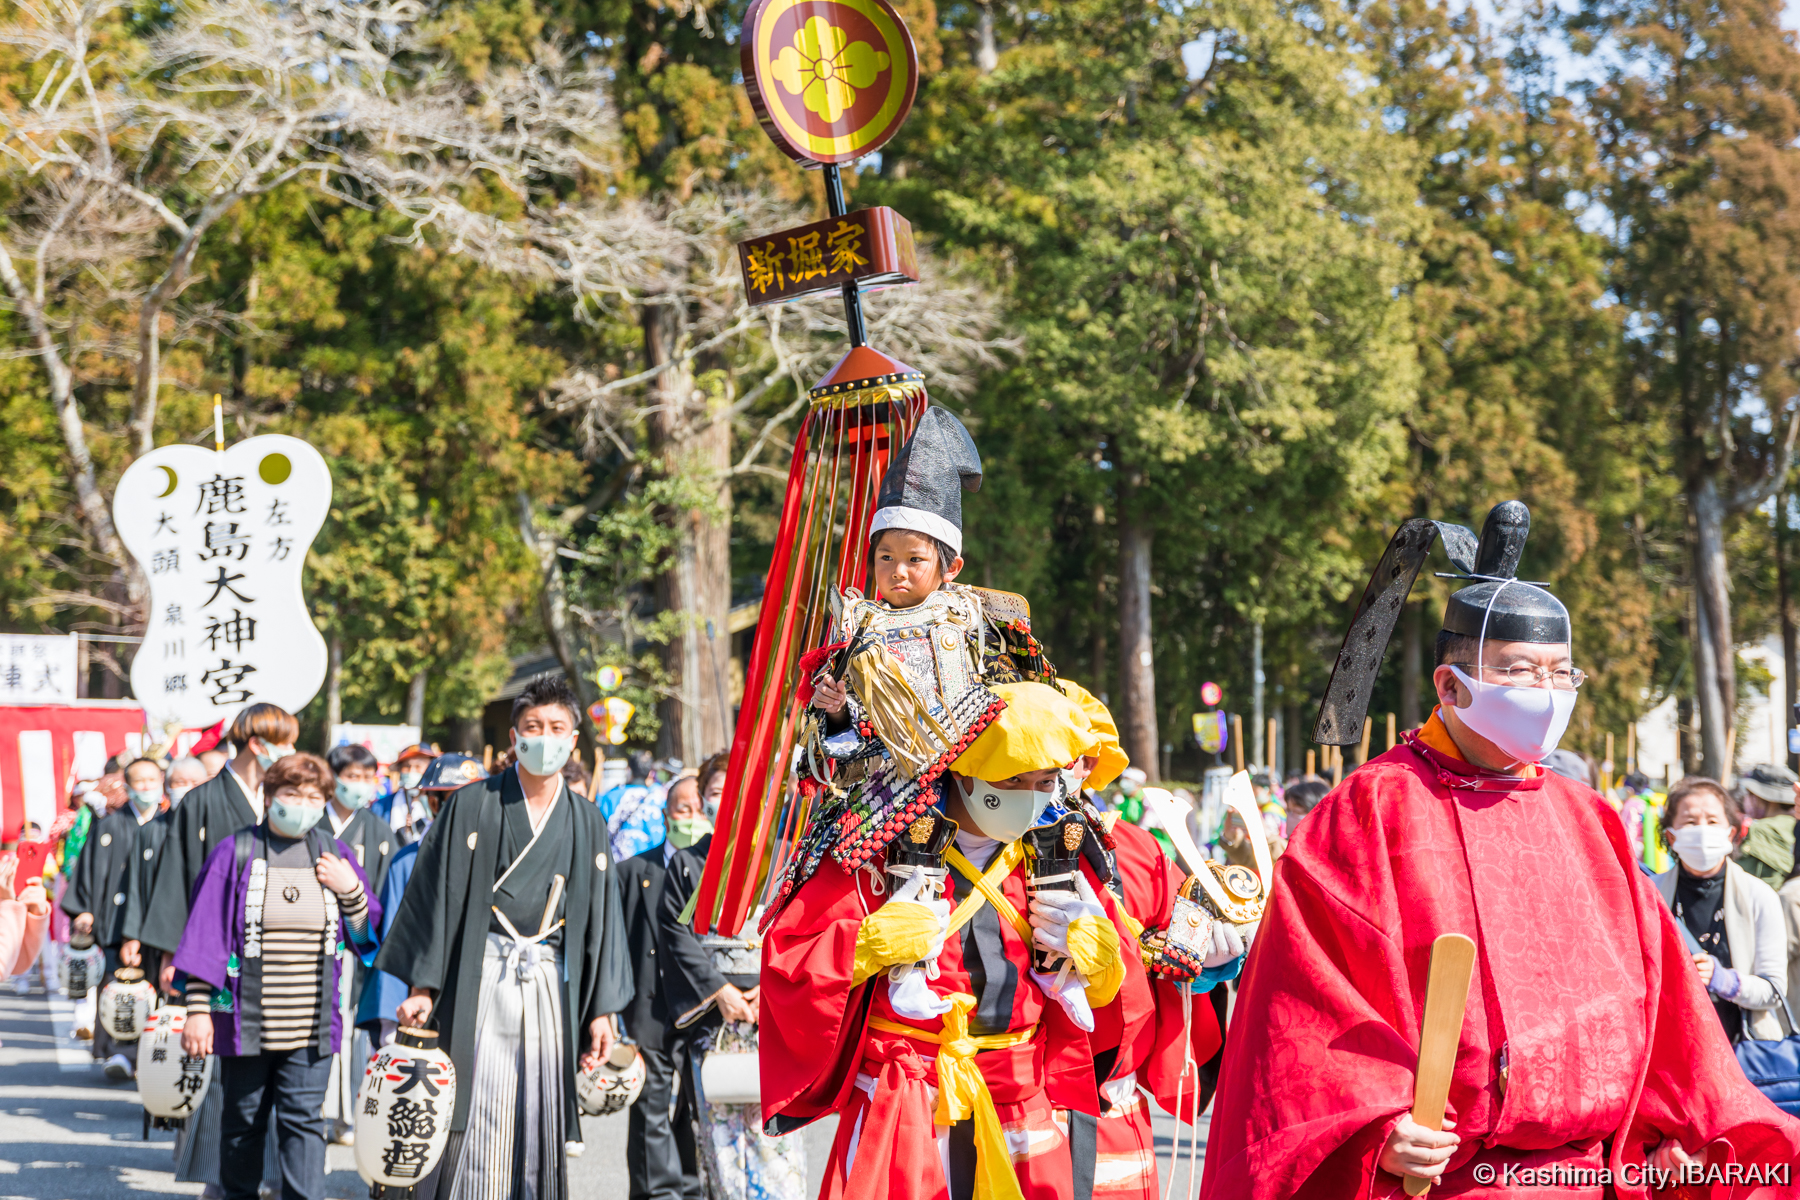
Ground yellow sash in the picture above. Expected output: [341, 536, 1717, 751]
[868, 993, 1036, 1200]
[945, 842, 1031, 941]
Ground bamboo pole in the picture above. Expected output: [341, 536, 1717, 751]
[1267, 717, 1278, 773]
[1626, 724, 1636, 775]
[1306, 749, 1316, 777]
[1232, 714, 1245, 772]
[1387, 712, 1397, 751]
[1603, 732, 1614, 793]
[1358, 717, 1373, 765]
[1331, 745, 1343, 787]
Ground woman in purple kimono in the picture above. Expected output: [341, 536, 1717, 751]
[175, 752, 381, 1200]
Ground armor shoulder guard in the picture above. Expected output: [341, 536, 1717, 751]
[963, 585, 1032, 627]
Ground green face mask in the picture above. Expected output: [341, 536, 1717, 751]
[666, 815, 713, 849]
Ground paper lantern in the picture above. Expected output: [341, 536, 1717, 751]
[574, 1044, 645, 1116]
[137, 1006, 215, 1122]
[354, 1027, 456, 1194]
[58, 944, 104, 999]
[97, 967, 158, 1042]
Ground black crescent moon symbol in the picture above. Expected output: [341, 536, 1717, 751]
[155, 464, 177, 498]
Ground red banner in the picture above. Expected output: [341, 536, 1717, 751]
[0, 704, 148, 842]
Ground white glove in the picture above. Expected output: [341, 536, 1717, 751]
[1030, 967, 1095, 1032]
[1027, 872, 1107, 960]
[888, 965, 954, 1019]
[1201, 921, 1246, 970]
[886, 870, 951, 975]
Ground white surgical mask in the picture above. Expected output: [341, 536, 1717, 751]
[268, 798, 326, 839]
[336, 780, 377, 809]
[254, 741, 295, 771]
[168, 785, 193, 804]
[127, 787, 159, 813]
[1672, 825, 1733, 874]
[398, 771, 424, 790]
[1448, 666, 1576, 766]
[515, 733, 574, 778]
[958, 777, 1054, 844]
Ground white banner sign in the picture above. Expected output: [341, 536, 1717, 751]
[114, 435, 332, 727]
[329, 724, 423, 767]
[0, 633, 79, 706]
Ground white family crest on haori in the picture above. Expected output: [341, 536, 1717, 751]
[113, 435, 331, 727]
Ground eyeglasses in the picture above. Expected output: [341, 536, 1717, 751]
[1451, 663, 1587, 691]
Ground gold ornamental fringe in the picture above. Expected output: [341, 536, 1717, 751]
[846, 640, 954, 780]
[809, 376, 926, 411]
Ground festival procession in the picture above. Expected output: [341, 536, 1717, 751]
[6, 0, 1800, 1196]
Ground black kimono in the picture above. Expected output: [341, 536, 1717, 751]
[62, 805, 158, 949]
[121, 808, 175, 950]
[654, 834, 740, 1029]
[372, 768, 633, 1133]
[140, 768, 258, 956]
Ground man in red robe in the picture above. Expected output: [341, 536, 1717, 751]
[1201, 502, 1800, 1198]
[761, 681, 1144, 1200]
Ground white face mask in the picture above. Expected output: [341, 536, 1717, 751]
[515, 733, 574, 778]
[127, 787, 160, 813]
[254, 741, 295, 771]
[268, 797, 326, 839]
[958, 777, 1054, 844]
[398, 771, 424, 790]
[336, 780, 377, 809]
[168, 785, 193, 804]
[1448, 666, 1576, 766]
[1672, 825, 1733, 873]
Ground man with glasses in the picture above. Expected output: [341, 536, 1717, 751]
[1200, 502, 1800, 1199]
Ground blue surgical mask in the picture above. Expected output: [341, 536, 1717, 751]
[335, 780, 377, 809]
[514, 734, 574, 778]
[127, 788, 159, 813]
[398, 771, 424, 790]
[268, 798, 326, 839]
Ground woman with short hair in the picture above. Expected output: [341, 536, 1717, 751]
[175, 751, 380, 1200]
[1654, 776, 1789, 1043]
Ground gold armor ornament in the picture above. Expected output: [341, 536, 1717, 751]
[1141, 863, 1266, 979]
[814, 581, 1044, 782]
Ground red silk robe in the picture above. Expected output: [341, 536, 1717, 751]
[1200, 715, 1800, 1200]
[761, 839, 1143, 1200]
[1086, 820, 1225, 1198]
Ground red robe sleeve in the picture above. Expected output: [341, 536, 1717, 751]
[1103, 820, 1222, 1121]
[1198, 748, 1800, 1200]
[759, 855, 879, 1129]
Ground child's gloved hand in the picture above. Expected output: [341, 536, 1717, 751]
[812, 674, 850, 717]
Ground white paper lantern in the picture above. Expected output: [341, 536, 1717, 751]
[575, 1044, 646, 1116]
[137, 1006, 215, 1121]
[354, 1027, 456, 1193]
[97, 968, 158, 1042]
[58, 944, 104, 999]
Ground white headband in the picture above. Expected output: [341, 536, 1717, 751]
[870, 506, 962, 556]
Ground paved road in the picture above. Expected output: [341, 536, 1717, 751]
[0, 978, 1209, 1199]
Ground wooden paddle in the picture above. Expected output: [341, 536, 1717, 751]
[1404, 933, 1477, 1196]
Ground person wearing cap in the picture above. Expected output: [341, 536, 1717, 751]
[1737, 763, 1800, 884]
[355, 751, 488, 1047]
[377, 743, 441, 846]
[1199, 502, 1800, 1198]
[376, 675, 632, 1200]
[762, 680, 1138, 1200]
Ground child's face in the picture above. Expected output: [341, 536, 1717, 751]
[873, 530, 962, 608]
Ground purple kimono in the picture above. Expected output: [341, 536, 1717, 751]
[173, 823, 381, 1057]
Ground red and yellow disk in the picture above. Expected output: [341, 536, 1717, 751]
[742, 0, 919, 167]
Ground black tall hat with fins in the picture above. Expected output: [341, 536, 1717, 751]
[868, 406, 983, 556]
[1313, 500, 1570, 745]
